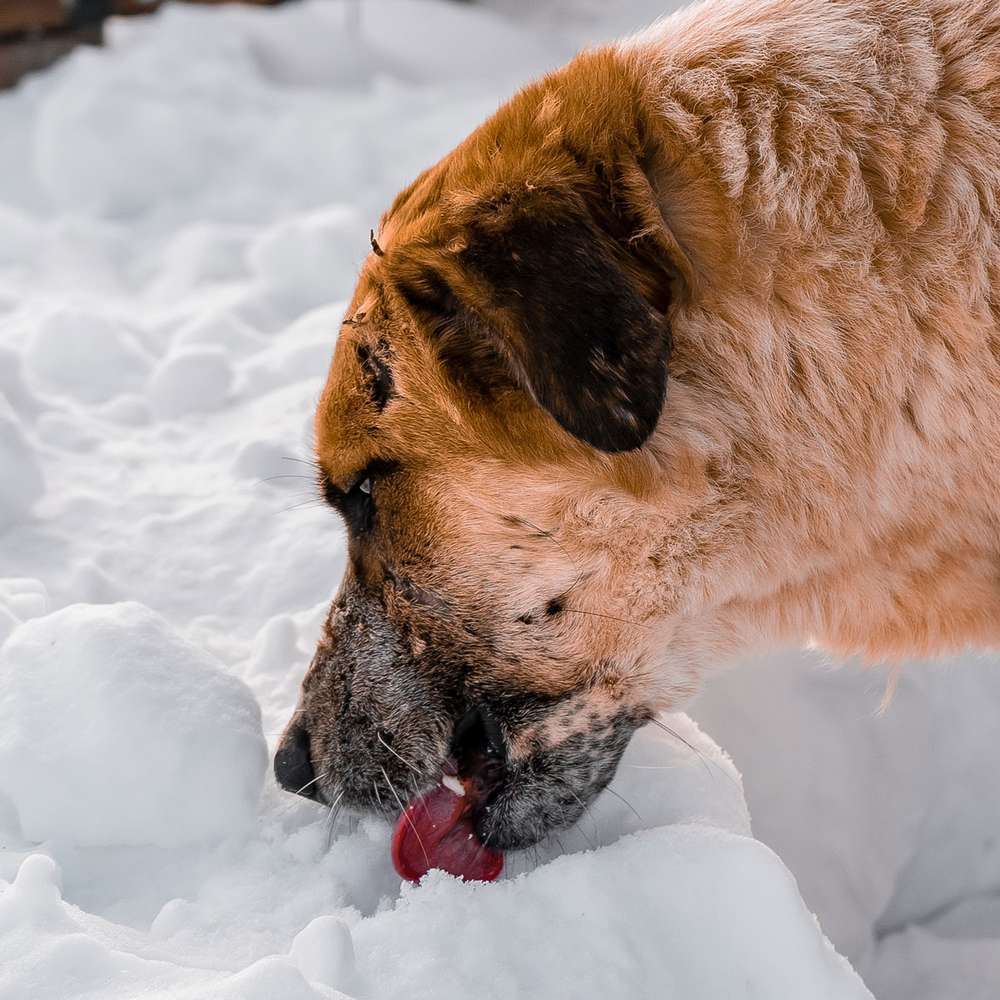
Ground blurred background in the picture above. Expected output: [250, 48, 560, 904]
[0, 0, 674, 88]
[2, 2, 999, 997]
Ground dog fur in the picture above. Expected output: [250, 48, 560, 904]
[278, 0, 1000, 849]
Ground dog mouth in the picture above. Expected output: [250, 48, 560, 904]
[391, 768, 505, 883]
[391, 707, 507, 883]
[388, 700, 642, 880]
[277, 694, 643, 878]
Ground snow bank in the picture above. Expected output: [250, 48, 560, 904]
[693, 648, 1000, 994]
[865, 923, 1000, 1000]
[0, 854, 335, 1000]
[355, 827, 868, 1000]
[0, 714, 872, 1000]
[0, 602, 266, 846]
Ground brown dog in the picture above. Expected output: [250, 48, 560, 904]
[275, 0, 1000, 851]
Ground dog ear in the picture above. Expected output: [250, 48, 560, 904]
[393, 180, 676, 453]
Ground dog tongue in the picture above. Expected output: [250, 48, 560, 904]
[391, 781, 503, 883]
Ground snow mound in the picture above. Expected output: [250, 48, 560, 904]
[148, 346, 234, 419]
[0, 344, 42, 419]
[0, 853, 335, 1000]
[509, 712, 751, 874]
[173, 310, 264, 357]
[0, 603, 266, 846]
[289, 915, 357, 994]
[246, 206, 364, 315]
[0, 579, 49, 623]
[355, 826, 871, 1000]
[0, 395, 44, 529]
[150, 224, 253, 302]
[24, 309, 151, 405]
[0, 578, 50, 646]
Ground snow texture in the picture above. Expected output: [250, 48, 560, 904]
[0, 1, 994, 997]
[0, 602, 266, 846]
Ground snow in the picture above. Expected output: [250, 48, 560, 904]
[0, 702, 870, 1000]
[0, 395, 44, 530]
[357, 826, 866, 1000]
[23, 308, 152, 405]
[148, 346, 235, 418]
[0, 602, 266, 847]
[246, 206, 365, 313]
[692, 649, 1000, 994]
[0, 0, 994, 997]
[290, 915, 358, 995]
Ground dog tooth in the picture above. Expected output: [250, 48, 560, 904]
[442, 774, 465, 796]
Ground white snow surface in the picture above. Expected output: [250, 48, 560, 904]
[0, 1, 995, 997]
[0, 602, 266, 847]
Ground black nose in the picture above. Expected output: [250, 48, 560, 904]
[274, 725, 317, 799]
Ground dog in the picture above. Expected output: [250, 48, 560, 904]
[275, 0, 1000, 852]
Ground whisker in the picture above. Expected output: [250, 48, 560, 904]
[623, 763, 684, 770]
[649, 718, 741, 790]
[377, 732, 421, 776]
[476, 504, 597, 608]
[502, 512, 592, 594]
[567, 789, 597, 850]
[325, 790, 346, 847]
[499, 513, 657, 637]
[504, 513, 573, 563]
[561, 607, 652, 630]
[603, 785, 643, 822]
[326, 789, 345, 822]
[649, 718, 702, 757]
[649, 718, 713, 780]
[381, 766, 430, 870]
[255, 474, 317, 487]
[371, 779, 385, 812]
[279, 498, 328, 514]
[295, 769, 329, 797]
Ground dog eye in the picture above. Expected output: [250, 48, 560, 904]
[338, 477, 375, 535]
[319, 459, 399, 535]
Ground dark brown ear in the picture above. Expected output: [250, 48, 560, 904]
[394, 182, 675, 453]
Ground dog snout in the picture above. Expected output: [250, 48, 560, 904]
[273, 724, 316, 799]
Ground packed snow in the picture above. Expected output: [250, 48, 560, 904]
[0, 602, 265, 847]
[0, 1, 997, 998]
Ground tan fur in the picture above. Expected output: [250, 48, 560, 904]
[315, 0, 1000, 723]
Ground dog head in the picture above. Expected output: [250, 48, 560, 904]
[275, 52, 704, 850]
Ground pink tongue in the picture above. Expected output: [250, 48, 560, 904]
[391, 783, 504, 883]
